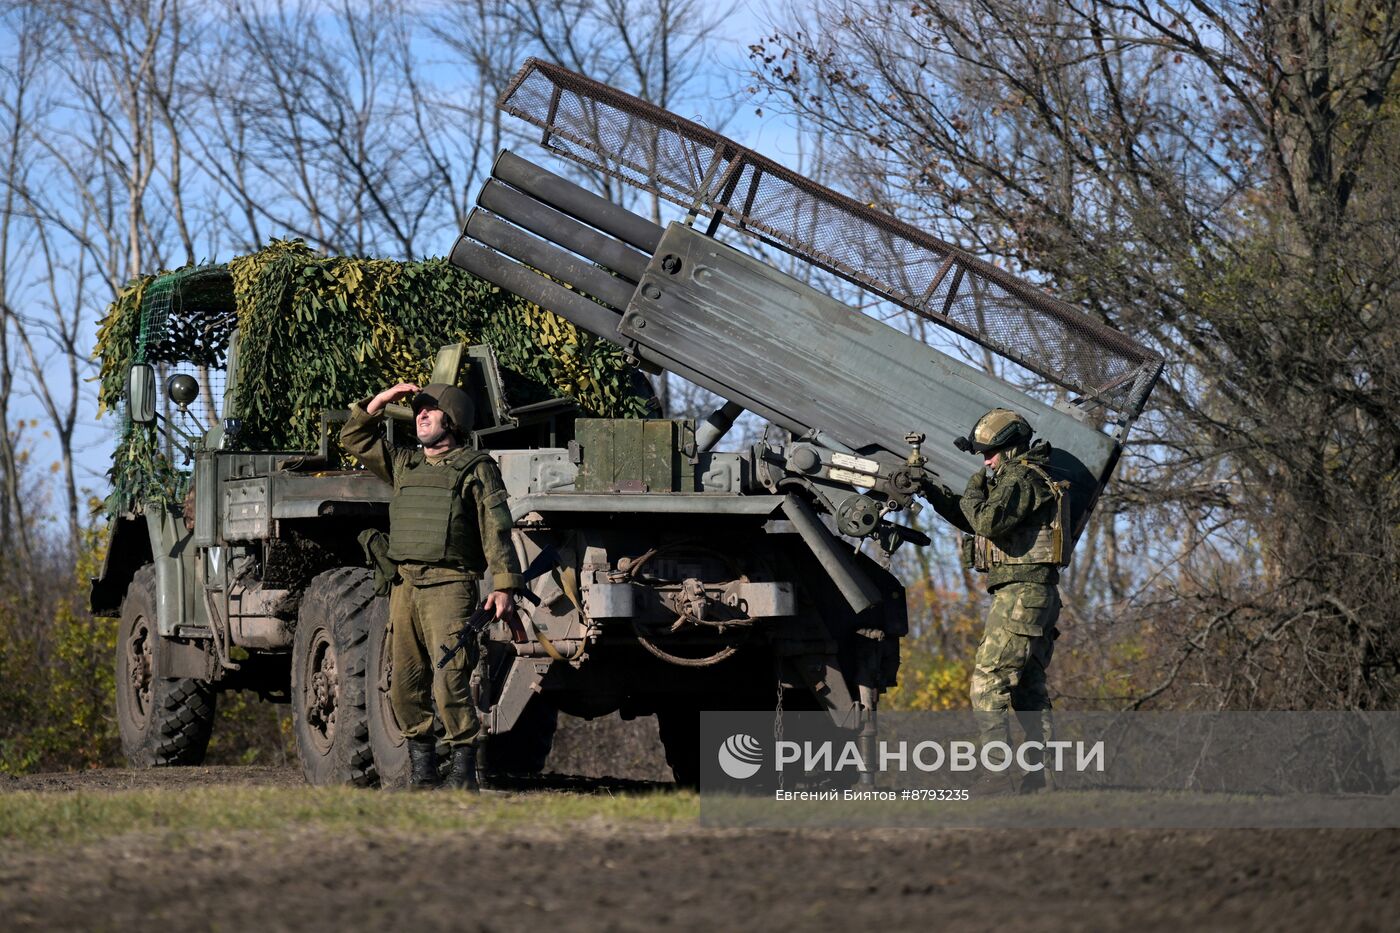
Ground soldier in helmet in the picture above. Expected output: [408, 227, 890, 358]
[341, 381, 523, 791]
[925, 408, 1069, 791]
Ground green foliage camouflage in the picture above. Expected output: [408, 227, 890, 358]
[96, 239, 648, 513]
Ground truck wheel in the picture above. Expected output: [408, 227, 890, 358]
[656, 706, 701, 787]
[291, 568, 376, 787]
[484, 698, 558, 777]
[115, 565, 217, 767]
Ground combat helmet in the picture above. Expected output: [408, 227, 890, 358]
[412, 383, 476, 437]
[954, 407, 1033, 455]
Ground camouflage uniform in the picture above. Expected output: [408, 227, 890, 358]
[926, 439, 1062, 747]
[341, 400, 522, 747]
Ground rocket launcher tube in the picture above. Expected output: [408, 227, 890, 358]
[465, 208, 635, 312]
[448, 236, 623, 340]
[492, 150, 663, 254]
[478, 179, 650, 284]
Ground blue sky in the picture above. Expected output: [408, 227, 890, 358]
[12, 0, 814, 514]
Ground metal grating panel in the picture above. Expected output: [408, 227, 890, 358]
[137, 266, 235, 425]
[498, 58, 1163, 417]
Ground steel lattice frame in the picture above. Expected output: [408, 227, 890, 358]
[498, 58, 1164, 419]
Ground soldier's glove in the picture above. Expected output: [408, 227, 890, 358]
[918, 479, 957, 510]
[963, 470, 989, 503]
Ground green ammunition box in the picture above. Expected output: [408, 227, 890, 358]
[574, 418, 696, 493]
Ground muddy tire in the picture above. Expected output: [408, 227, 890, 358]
[484, 697, 558, 777]
[656, 706, 701, 787]
[291, 567, 376, 787]
[115, 565, 217, 767]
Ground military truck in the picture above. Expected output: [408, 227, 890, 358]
[91, 60, 1162, 787]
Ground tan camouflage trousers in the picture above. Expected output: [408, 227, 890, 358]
[388, 579, 483, 747]
[970, 582, 1060, 746]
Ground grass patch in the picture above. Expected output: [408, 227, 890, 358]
[0, 786, 699, 849]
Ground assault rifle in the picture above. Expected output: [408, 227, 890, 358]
[437, 545, 559, 669]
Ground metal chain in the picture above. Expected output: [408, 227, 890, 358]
[774, 675, 785, 793]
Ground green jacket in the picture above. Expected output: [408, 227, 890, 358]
[925, 440, 1061, 590]
[340, 400, 523, 591]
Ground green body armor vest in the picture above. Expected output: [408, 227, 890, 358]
[973, 462, 1072, 570]
[387, 450, 490, 568]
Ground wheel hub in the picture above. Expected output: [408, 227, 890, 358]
[126, 621, 153, 721]
[306, 635, 339, 751]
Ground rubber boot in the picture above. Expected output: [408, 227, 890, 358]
[440, 745, 480, 792]
[408, 737, 440, 790]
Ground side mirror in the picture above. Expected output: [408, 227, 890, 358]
[128, 363, 157, 424]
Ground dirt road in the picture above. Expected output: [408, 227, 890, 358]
[3, 765, 1396, 932]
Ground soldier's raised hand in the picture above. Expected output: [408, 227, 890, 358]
[964, 469, 990, 501]
[366, 382, 421, 414]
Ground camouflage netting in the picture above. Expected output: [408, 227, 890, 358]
[96, 239, 649, 514]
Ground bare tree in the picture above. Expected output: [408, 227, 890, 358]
[429, 0, 741, 414]
[416, 0, 535, 227]
[179, 0, 461, 259]
[753, 0, 1400, 708]
[0, 2, 55, 568]
[12, 208, 97, 554]
[32, 0, 199, 285]
[2, 0, 203, 555]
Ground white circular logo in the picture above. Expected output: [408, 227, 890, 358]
[717, 733, 764, 780]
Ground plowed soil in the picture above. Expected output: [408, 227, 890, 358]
[3, 763, 1397, 932]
